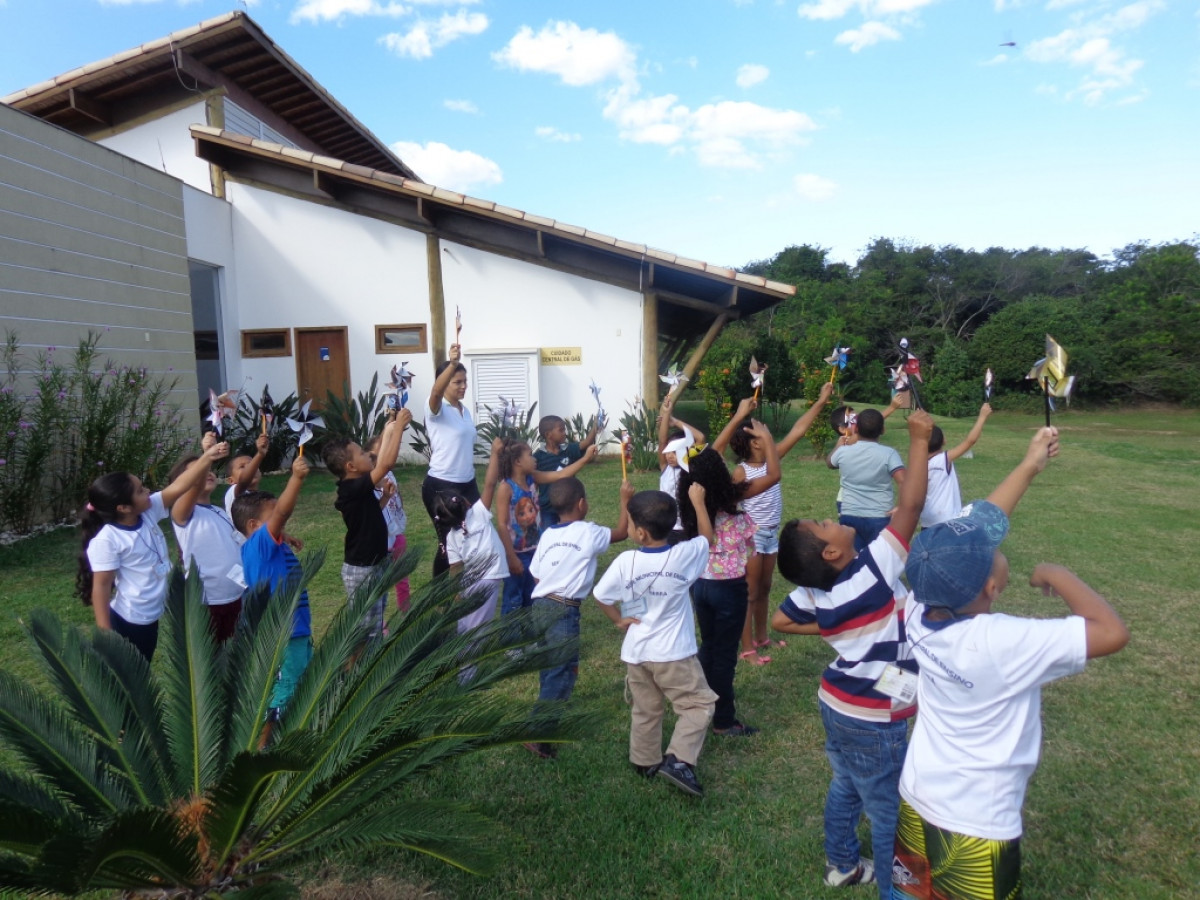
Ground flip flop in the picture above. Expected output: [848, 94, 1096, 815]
[740, 649, 770, 666]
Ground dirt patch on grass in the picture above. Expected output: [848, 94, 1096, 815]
[301, 876, 442, 900]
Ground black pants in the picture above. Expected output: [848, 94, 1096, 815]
[691, 576, 748, 730]
[111, 610, 160, 662]
[421, 474, 481, 577]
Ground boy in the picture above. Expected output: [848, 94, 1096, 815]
[523, 476, 634, 759]
[894, 428, 1128, 900]
[321, 408, 411, 637]
[829, 405, 906, 550]
[656, 392, 707, 540]
[224, 432, 270, 522]
[920, 402, 991, 528]
[534, 414, 600, 528]
[593, 487, 718, 797]
[830, 395, 904, 519]
[232, 456, 312, 735]
[772, 410, 933, 899]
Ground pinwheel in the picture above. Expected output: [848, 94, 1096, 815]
[619, 429, 632, 480]
[589, 379, 606, 430]
[207, 388, 238, 437]
[659, 364, 689, 390]
[384, 363, 414, 411]
[896, 338, 925, 410]
[455, 305, 462, 346]
[825, 345, 851, 384]
[260, 385, 274, 436]
[984, 368, 994, 402]
[1026, 335, 1074, 426]
[749, 356, 767, 402]
[286, 399, 325, 459]
[499, 396, 520, 430]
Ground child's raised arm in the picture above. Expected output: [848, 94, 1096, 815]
[234, 433, 270, 495]
[172, 432, 218, 526]
[947, 402, 993, 463]
[162, 439, 228, 509]
[481, 437, 503, 510]
[986, 426, 1059, 516]
[738, 419, 781, 500]
[888, 410, 933, 543]
[688, 483, 714, 545]
[370, 408, 411, 485]
[530, 444, 598, 484]
[427, 344, 461, 415]
[267, 457, 310, 542]
[492, 478, 522, 576]
[610, 479, 634, 543]
[1030, 564, 1129, 659]
[712, 397, 757, 454]
[777, 381, 835, 459]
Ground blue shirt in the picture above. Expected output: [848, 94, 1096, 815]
[241, 525, 310, 638]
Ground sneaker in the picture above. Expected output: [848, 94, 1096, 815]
[823, 858, 875, 887]
[632, 761, 662, 779]
[522, 742, 557, 759]
[713, 721, 760, 737]
[656, 753, 704, 797]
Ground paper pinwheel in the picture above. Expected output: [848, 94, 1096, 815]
[1026, 334, 1075, 426]
[286, 400, 325, 459]
[589, 379, 607, 430]
[619, 429, 633, 480]
[260, 385, 275, 436]
[895, 338, 925, 410]
[749, 356, 767, 401]
[207, 389, 238, 437]
[984, 368, 994, 402]
[455, 306, 462, 345]
[499, 396, 520, 429]
[384, 363, 414, 411]
[825, 346, 851, 384]
[659, 364, 689, 390]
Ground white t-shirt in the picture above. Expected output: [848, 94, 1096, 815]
[445, 499, 509, 582]
[920, 451, 963, 528]
[593, 537, 709, 665]
[530, 520, 612, 600]
[86, 492, 171, 625]
[425, 398, 477, 482]
[172, 503, 246, 606]
[899, 603, 1088, 840]
[223, 484, 246, 546]
[659, 466, 683, 529]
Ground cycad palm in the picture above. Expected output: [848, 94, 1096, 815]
[0, 551, 585, 897]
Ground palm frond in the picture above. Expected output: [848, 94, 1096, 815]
[0, 770, 75, 824]
[0, 801, 70, 859]
[0, 670, 128, 816]
[159, 567, 228, 797]
[222, 880, 299, 900]
[25, 608, 169, 807]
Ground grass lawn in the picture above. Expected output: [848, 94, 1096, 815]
[2, 401, 1198, 899]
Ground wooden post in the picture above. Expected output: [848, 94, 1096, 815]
[204, 92, 227, 199]
[674, 313, 729, 399]
[427, 233, 446, 365]
[642, 291, 659, 404]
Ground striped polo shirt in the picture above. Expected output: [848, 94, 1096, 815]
[777, 527, 916, 722]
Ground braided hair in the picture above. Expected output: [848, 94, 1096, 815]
[676, 447, 746, 539]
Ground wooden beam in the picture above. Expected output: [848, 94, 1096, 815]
[204, 93, 226, 199]
[416, 197, 435, 226]
[676, 313, 729, 397]
[536, 230, 546, 258]
[642, 291, 659, 405]
[313, 170, 339, 199]
[427, 233, 447, 366]
[68, 88, 111, 126]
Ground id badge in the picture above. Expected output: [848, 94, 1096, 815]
[227, 563, 246, 588]
[154, 560, 171, 578]
[875, 664, 918, 704]
[621, 595, 648, 620]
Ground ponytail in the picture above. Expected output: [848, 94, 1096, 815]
[431, 491, 471, 561]
[496, 438, 529, 481]
[76, 473, 136, 604]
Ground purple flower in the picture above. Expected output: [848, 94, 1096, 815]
[96, 461, 105, 468]
[1, 386, 11, 394]
[57, 390, 67, 400]
[18, 421, 31, 430]
[155, 442, 163, 449]
[6, 431, 14, 438]
[130, 422, 139, 431]
[47, 346, 55, 353]
[0, 459, 6, 467]
[167, 367, 174, 373]
[42, 374, 51, 383]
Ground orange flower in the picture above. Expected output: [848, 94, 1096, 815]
[722, 368, 730, 374]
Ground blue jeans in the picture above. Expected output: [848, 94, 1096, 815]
[501, 550, 536, 616]
[534, 597, 581, 703]
[839, 514, 890, 553]
[820, 701, 908, 900]
[691, 576, 748, 730]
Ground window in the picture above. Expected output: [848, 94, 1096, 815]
[194, 330, 220, 361]
[375, 324, 428, 355]
[241, 329, 292, 358]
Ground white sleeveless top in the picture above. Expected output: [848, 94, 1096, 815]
[739, 460, 782, 529]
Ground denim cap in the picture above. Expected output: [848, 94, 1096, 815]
[906, 500, 1010, 610]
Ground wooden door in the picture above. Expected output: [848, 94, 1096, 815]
[294, 327, 349, 411]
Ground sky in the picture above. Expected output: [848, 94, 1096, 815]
[1, 0, 1197, 270]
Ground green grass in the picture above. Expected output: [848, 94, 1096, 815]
[2, 401, 1198, 899]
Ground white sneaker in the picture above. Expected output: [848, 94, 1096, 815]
[823, 858, 876, 887]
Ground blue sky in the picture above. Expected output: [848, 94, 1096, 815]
[1, 0, 1196, 268]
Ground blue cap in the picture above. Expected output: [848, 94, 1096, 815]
[906, 501, 1009, 610]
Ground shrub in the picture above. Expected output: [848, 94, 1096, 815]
[475, 401, 539, 455]
[222, 389, 300, 472]
[616, 400, 659, 472]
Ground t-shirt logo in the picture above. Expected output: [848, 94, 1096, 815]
[892, 857, 920, 887]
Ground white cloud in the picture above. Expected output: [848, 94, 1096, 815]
[736, 63, 770, 88]
[835, 21, 901, 52]
[290, 0, 409, 23]
[794, 173, 838, 201]
[535, 126, 582, 143]
[381, 10, 488, 59]
[492, 21, 637, 86]
[797, 0, 936, 20]
[390, 140, 502, 192]
[982, 53, 1009, 66]
[443, 98, 479, 113]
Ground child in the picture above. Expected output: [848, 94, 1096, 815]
[232, 456, 312, 732]
[523, 475, 634, 759]
[224, 432, 269, 523]
[169, 433, 248, 642]
[367, 431, 410, 612]
[829, 406, 906, 551]
[771, 410, 933, 899]
[593, 488, 717, 796]
[534, 413, 601, 528]
[677, 429, 775, 737]
[715, 381, 835, 664]
[321, 408, 411, 638]
[78, 438, 230, 661]
[919, 402, 991, 528]
[656, 393, 707, 540]
[493, 437, 596, 617]
[893, 428, 1128, 900]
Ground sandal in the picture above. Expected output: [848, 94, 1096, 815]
[755, 637, 787, 651]
[740, 649, 770, 666]
[714, 721, 760, 737]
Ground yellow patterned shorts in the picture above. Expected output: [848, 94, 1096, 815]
[891, 799, 1022, 900]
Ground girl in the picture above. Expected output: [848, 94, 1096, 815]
[493, 436, 596, 617]
[715, 381, 834, 664]
[676, 427, 774, 737]
[78, 436, 229, 661]
[368, 432, 410, 612]
[656, 392, 707, 541]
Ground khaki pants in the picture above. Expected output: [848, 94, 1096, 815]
[626, 655, 717, 767]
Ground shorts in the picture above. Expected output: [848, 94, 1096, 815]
[269, 635, 313, 715]
[891, 799, 1022, 900]
[753, 525, 779, 555]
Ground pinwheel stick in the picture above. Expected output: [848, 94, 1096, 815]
[1042, 377, 1052, 428]
[908, 379, 924, 412]
[262, 413, 268, 437]
[620, 443, 628, 481]
[828, 365, 838, 385]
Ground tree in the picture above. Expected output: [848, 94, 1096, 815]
[0, 553, 586, 897]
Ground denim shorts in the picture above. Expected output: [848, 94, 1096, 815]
[753, 525, 779, 555]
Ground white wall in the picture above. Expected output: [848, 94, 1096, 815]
[99, 102, 213, 193]
[184, 186, 237, 401]
[440, 239, 644, 444]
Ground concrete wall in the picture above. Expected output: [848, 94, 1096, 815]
[98, 101, 213, 194]
[0, 103, 197, 410]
